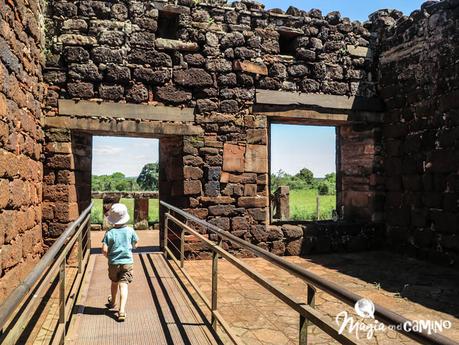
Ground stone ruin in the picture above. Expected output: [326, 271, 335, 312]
[1, 0, 459, 300]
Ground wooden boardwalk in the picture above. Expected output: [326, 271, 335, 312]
[66, 233, 221, 345]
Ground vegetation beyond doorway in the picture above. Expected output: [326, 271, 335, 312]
[270, 124, 337, 221]
[90, 136, 160, 225]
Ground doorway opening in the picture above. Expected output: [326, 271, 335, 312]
[90, 136, 160, 230]
[270, 124, 337, 221]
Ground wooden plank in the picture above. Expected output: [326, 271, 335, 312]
[255, 89, 384, 112]
[58, 100, 195, 122]
[45, 116, 204, 137]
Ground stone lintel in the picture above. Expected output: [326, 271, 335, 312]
[253, 105, 383, 125]
[45, 116, 204, 137]
[255, 89, 384, 113]
[58, 99, 195, 122]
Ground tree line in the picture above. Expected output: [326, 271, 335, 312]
[92, 163, 335, 195]
[92, 163, 159, 191]
[271, 168, 336, 195]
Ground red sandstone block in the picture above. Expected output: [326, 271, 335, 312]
[43, 184, 77, 202]
[0, 121, 8, 144]
[45, 222, 69, 238]
[15, 210, 29, 234]
[1, 211, 18, 244]
[42, 202, 54, 220]
[238, 196, 268, 208]
[0, 93, 6, 117]
[56, 170, 76, 184]
[46, 142, 72, 154]
[43, 171, 56, 185]
[245, 145, 268, 173]
[184, 208, 208, 219]
[0, 179, 8, 208]
[8, 179, 26, 208]
[54, 202, 79, 222]
[223, 143, 245, 173]
[25, 208, 37, 230]
[1, 237, 23, 270]
[183, 180, 202, 196]
[0, 149, 19, 178]
[46, 154, 75, 170]
[22, 230, 35, 258]
[244, 184, 257, 196]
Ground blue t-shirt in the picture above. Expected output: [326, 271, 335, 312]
[102, 226, 139, 265]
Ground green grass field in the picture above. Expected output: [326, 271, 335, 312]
[289, 189, 336, 221]
[91, 190, 335, 224]
[91, 198, 159, 224]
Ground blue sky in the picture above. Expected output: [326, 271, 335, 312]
[271, 125, 336, 177]
[92, 0, 425, 178]
[92, 136, 159, 177]
[260, 0, 425, 21]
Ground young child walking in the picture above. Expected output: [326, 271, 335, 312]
[102, 203, 139, 321]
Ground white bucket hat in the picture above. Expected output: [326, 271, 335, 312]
[107, 203, 130, 226]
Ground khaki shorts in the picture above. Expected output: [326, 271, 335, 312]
[108, 264, 133, 284]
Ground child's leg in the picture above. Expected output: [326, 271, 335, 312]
[119, 283, 128, 314]
[111, 281, 119, 305]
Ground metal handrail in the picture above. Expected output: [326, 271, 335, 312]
[161, 201, 459, 345]
[0, 202, 93, 344]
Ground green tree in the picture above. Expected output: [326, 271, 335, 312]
[296, 168, 314, 186]
[137, 163, 159, 191]
[318, 183, 329, 195]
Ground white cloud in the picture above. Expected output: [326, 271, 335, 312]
[92, 137, 159, 177]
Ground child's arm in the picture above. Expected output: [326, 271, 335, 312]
[102, 231, 110, 258]
[102, 243, 109, 257]
[131, 229, 139, 249]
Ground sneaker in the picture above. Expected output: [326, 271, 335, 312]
[106, 296, 116, 309]
[118, 312, 126, 322]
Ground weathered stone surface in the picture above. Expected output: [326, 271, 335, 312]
[32, 0, 459, 266]
[133, 68, 169, 85]
[282, 225, 303, 239]
[184, 166, 203, 180]
[238, 197, 268, 208]
[174, 69, 213, 87]
[209, 205, 235, 216]
[223, 144, 245, 173]
[245, 145, 268, 173]
[156, 85, 192, 104]
[67, 82, 94, 98]
[184, 180, 202, 195]
[285, 239, 303, 256]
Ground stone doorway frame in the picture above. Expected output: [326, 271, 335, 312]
[43, 100, 203, 246]
[267, 121, 340, 223]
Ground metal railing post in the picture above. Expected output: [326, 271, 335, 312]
[164, 215, 169, 259]
[180, 230, 185, 268]
[211, 238, 220, 330]
[77, 231, 83, 274]
[299, 284, 316, 345]
[59, 259, 66, 344]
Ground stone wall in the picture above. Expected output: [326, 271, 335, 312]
[0, 0, 46, 301]
[42, 129, 92, 245]
[377, 1, 459, 267]
[42, 0, 383, 255]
